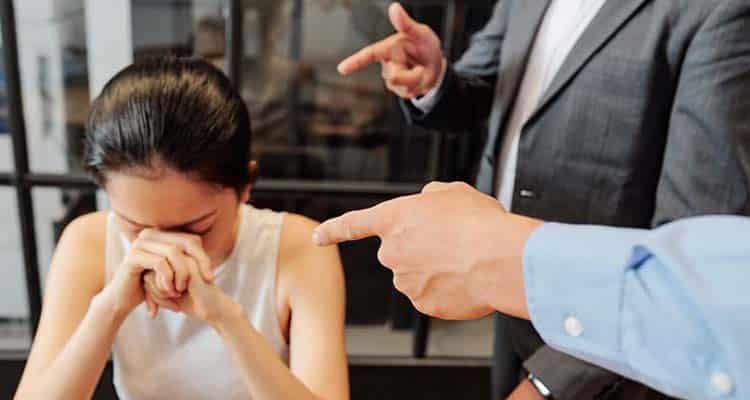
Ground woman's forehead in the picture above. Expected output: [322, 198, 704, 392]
[106, 170, 230, 227]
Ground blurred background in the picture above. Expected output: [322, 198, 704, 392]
[0, 0, 498, 398]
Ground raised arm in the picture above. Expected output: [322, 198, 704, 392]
[15, 213, 190, 400]
[338, 2, 507, 132]
[313, 182, 750, 399]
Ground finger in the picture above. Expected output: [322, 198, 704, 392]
[389, 3, 421, 38]
[386, 80, 417, 100]
[388, 65, 425, 90]
[164, 245, 191, 294]
[150, 257, 177, 296]
[145, 295, 159, 319]
[139, 230, 213, 282]
[421, 181, 455, 193]
[338, 35, 403, 75]
[135, 240, 189, 293]
[427, 181, 472, 193]
[124, 249, 166, 277]
[144, 272, 174, 301]
[150, 293, 180, 313]
[313, 201, 397, 246]
[184, 257, 202, 288]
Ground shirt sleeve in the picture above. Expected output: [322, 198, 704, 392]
[410, 61, 448, 113]
[523, 216, 750, 400]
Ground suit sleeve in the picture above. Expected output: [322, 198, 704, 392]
[651, 0, 750, 226]
[527, 2, 750, 399]
[400, 0, 508, 131]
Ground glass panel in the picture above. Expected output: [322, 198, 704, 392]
[128, 0, 496, 358]
[0, 187, 31, 351]
[242, 0, 433, 183]
[0, 18, 14, 172]
[15, 1, 91, 175]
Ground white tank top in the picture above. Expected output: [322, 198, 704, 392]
[105, 204, 290, 400]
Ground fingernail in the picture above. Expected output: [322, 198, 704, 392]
[312, 230, 324, 246]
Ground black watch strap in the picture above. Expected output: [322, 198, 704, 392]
[528, 373, 553, 399]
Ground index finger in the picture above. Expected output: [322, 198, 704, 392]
[338, 37, 397, 75]
[313, 203, 394, 246]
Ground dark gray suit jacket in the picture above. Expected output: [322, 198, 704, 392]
[402, 0, 750, 398]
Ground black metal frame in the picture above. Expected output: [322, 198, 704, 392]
[0, 0, 472, 359]
[1, 0, 44, 335]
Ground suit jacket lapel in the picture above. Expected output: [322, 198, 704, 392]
[486, 0, 550, 162]
[526, 0, 650, 124]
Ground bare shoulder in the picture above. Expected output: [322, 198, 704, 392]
[278, 213, 323, 256]
[50, 211, 109, 292]
[277, 213, 344, 303]
[58, 211, 108, 256]
[63, 211, 109, 239]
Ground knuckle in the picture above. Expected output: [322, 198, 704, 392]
[393, 276, 403, 293]
[189, 235, 202, 247]
[413, 298, 439, 317]
[392, 275, 405, 292]
[422, 181, 439, 192]
[167, 245, 182, 259]
[412, 299, 426, 314]
[376, 246, 393, 268]
[158, 258, 173, 276]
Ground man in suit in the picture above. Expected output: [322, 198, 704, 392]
[339, 1, 750, 399]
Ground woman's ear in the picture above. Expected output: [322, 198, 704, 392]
[248, 160, 258, 182]
[240, 161, 258, 204]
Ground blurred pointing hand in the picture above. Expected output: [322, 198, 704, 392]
[313, 182, 542, 320]
[338, 2, 446, 99]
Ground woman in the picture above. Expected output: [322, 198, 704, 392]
[14, 57, 349, 400]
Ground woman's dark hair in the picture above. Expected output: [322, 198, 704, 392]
[84, 57, 252, 192]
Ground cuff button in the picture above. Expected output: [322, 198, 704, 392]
[711, 372, 733, 396]
[564, 315, 584, 337]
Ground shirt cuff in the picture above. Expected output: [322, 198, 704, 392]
[522, 222, 644, 374]
[410, 60, 447, 113]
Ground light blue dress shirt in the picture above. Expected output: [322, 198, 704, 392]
[524, 215, 749, 400]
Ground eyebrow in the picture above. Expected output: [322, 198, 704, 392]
[114, 209, 218, 230]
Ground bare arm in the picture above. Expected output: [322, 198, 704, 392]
[202, 214, 349, 400]
[16, 213, 174, 399]
[281, 215, 349, 399]
[14, 213, 113, 400]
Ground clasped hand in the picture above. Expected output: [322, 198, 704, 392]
[108, 228, 236, 325]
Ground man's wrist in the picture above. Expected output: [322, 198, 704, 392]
[412, 57, 448, 110]
[475, 213, 543, 320]
[432, 57, 447, 93]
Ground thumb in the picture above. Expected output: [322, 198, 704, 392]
[389, 3, 421, 38]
